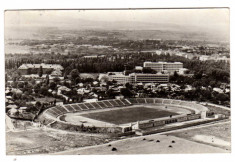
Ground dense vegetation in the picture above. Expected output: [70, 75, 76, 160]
[6, 52, 230, 84]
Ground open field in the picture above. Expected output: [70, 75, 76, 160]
[6, 127, 115, 155]
[54, 134, 228, 155]
[81, 107, 179, 125]
[165, 120, 231, 151]
[6, 117, 230, 155]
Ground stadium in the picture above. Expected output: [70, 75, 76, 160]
[37, 98, 224, 135]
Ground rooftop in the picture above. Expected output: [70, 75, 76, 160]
[144, 61, 183, 64]
[18, 63, 64, 70]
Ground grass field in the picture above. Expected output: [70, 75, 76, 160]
[55, 134, 228, 155]
[165, 120, 231, 151]
[81, 107, 179, 125]
[6, 128, 114, 155]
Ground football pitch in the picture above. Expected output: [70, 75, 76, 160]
[81, 107, 179, 125]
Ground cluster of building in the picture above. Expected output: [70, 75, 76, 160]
[199, 54, 230, 62]
[154, 46, 230, 63]
[105, 61, 187, 85]
[18, 63, 64, 75]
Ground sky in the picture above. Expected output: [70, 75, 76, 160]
[4, 9, 230, 40]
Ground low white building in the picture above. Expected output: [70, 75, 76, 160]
[135, 66, 143, 71]
[83, 99, 98, 103]
[213, 87, 224, 93]
[178, 68, 189, 75]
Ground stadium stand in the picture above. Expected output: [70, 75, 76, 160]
[40, 117, 55, 125]
[64, 105, 76, 112]
[136, 98, 146, 103]
[91, 102, 103, 109]
[50, 107, 61, 114]
[145, 98, 154, 104]
[180, 102, 194, 107]
[56, 106, 68, 113]
[78, 103, 89, 110]
[115, 99, 126, 106]
[70, 104, 82, 111]
[192, 103, 208, 112]
[154, 98, 164, 104]
[126, 98, 138, 104]
[162, 99, 172, 104]
[108, 100, 119, 107]
[46, 109, 59, 118]
[84, 103, 96, 109]
[171, 100, 181, 105]
[51, 107, 63, 115]
[102, 100, 113, 107]
[97, 101, 111, 109]
[120, 99, 131, 106]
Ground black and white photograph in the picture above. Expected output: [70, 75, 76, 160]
[4, 8, 231, 155]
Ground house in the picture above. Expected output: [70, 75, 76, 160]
[184, 85, 193, 92]
[178, 68, 189, 75]
[57, 86, 71, 95]
[51, 69, 62, 77]
[11, 88, 23, 94]
[115, 95, 124, 99]
[19, 107, 28, 113]
[213, 87, 224, 93]
[83, 99, 98, 103]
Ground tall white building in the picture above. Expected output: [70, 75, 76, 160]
[143, 61, 183, 73]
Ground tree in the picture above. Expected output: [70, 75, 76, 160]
[5, 74, 8, 83]
[63, 70, 69, 80]
[53, 77, 60, 84]
[209, 80, 217, 88]
[143, 67, 155, 74]
[49, 82, 57, 90]
[29, 78, 36, 85]
[33, 83, 41, 94]
[35, 101, 42, 110]
[45, 74, 50, 85]
[38, 66, 43, 77]
[75, 77, 81, 84]
[173, 71, 179, 78]
[194, 70, 203, 80]
[216, 93, 229, 103]
[45, 69, 53, 75]
[17, 82, 24, 89]
[83, 78, 94, 83]
[125, 82, 133, 89]
[39, 87, 49, 96]
[70, 69, 80, 84]
[120, 88, 133, 97]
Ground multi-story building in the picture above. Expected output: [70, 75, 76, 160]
[129, 73, 169, 83]
[143, 61, 183, 73]
[108, 72, 169, 84]
[18, 63, 64, 75]
[108, 72, 131, 85]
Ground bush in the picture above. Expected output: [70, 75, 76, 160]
[111, 147, 117, 151]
